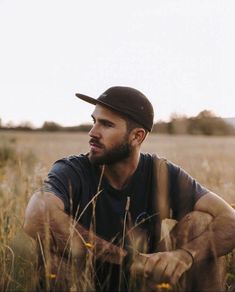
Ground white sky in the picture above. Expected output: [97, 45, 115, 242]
[0, 0, 235, 127]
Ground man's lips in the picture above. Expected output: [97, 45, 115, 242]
[89, 139, 103, 150]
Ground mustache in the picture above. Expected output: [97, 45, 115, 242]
[89, 138, 104, 148]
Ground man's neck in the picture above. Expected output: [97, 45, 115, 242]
[103, 151, 140, 190]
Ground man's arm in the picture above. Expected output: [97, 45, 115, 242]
[181, 191, 235, 261]
[131, 192, 235, 285]
[23, 191, 126, 264]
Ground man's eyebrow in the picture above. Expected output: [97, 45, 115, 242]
[91, 115, 115, 126]
[98, 118, 115, 125]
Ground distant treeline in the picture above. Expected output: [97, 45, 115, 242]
[153, 110, 235, 136]
[0, 110, 234, 135]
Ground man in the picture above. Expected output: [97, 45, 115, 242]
[24, 86, 235, 291]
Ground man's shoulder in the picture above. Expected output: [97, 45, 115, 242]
[50, 153, 91, 173]
[65, 153, 89, 163]
[55, 153, 89, 164]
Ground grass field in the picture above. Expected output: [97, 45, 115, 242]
[0, 131, 235, 291]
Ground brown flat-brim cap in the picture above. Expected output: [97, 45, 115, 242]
[75, 86, 154, 132]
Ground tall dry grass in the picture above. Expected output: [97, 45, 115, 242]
[0, 131, 235, 291]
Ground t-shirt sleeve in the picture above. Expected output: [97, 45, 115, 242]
[168, 162, 209, 221]
[41, 158, 81, 214]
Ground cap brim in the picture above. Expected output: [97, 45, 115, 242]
[75, 93, 97, 105]
[76, 92, 126, 117]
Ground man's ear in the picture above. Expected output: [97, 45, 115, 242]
[130, 128, 147, 146]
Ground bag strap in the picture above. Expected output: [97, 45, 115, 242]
[152, 154, 171, 220]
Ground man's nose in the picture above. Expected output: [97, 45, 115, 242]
[89, 124, 101, 138]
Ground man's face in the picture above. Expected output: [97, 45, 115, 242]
[88, 104, 132, 165]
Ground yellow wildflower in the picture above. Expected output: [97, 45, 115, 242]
[85, 242, 93, 249]
[156, 282, 172, 290]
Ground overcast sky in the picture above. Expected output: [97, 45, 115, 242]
[0, 0, 235, 127]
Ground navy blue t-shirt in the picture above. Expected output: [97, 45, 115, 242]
[42, 153, 208, 291]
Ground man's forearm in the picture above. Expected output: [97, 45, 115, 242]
[73, 221, 127, 264]
[44, 205, 127, 264]
[24, 192, 127, 265]
[130, 210, 235, 286]
[179, 213, 235, 262]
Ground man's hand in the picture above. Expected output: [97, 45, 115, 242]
[130, 249, 193, 287]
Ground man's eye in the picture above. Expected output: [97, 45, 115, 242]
[103, 122, 113, 127]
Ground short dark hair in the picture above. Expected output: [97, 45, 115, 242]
[124, 115, 148, 135]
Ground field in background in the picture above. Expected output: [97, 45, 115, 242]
[2, 130, 235, 201]
[0, 131, 235, 290]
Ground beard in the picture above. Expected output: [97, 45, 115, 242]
[89, 136, 132, 165]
